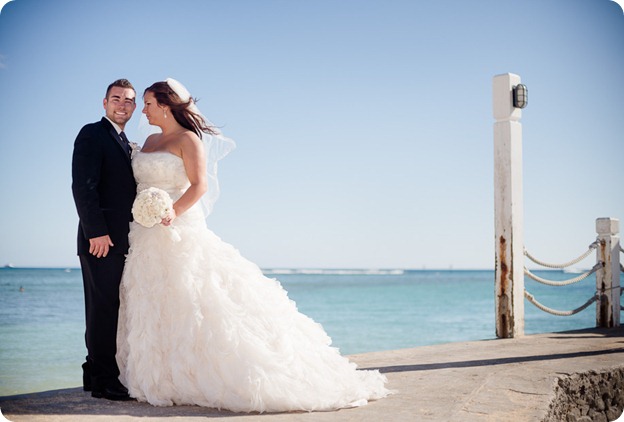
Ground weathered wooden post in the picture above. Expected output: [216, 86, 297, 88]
[596, 217, 621, 327]
[493, 73, 525, 338]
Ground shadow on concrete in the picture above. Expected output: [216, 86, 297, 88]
[0, 388, 260, 418]
[369, 347, 624, 374]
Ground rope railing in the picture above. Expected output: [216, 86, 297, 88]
[523, 231, 621, 322]
[524, 290, 599, 317]
[523, 241, 601, 318]
[524, 241, 598, 269]
[524, 262, 603, 287]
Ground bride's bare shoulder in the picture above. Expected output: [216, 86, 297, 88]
[178, 131, 205, 160]
[179, 131, 203, 148]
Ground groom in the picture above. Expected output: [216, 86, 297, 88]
[71, 79, 137, 401]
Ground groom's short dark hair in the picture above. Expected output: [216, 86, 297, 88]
[105, 79, 135, 100]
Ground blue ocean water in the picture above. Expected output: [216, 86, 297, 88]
[0, 267, 599, 396]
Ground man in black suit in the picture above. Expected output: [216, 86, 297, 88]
[71, 79, 137, 401]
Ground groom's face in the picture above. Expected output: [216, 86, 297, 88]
[103, 86, 136, 130]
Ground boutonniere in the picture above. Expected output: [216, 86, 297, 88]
[129, 142, 140, 159]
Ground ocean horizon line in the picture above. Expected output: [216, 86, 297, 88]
[2, 265, 585, 274]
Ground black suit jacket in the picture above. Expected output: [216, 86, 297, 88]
[72, 118, 136, 255]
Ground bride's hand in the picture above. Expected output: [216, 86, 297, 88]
[161, 209, 177, 226]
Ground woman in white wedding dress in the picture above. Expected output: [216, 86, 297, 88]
[116, 79, 390, 413]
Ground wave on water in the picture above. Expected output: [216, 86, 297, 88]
[262, 268, 405, 275]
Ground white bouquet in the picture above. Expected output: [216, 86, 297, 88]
[132, 187, 173, 228]
[132, 187, 181, 242]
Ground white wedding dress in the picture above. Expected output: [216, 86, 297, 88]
[116, 151, 390, 412]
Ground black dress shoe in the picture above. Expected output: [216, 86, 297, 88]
[91, 383, 132, 401]
[82, 362, 91, 392]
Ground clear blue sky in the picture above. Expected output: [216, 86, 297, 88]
[0, 0, 622, 269]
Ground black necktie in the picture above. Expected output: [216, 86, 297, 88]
[119, 131, 131, 157]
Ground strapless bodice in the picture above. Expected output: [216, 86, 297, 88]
[133, 152, 190, 198]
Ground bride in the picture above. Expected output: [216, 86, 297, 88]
[116, 79, 390, 412]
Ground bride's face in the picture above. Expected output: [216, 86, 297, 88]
[143, 91, 166, 126]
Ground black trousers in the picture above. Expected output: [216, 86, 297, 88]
[79, 253, 125, 389]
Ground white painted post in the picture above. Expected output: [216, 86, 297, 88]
[493, 73, 525, 338]
[595, 218, 621, 327]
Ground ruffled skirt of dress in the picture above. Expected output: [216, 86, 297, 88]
[116, 208, 390, 412]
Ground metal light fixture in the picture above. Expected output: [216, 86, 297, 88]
[512, 84, 528, 109]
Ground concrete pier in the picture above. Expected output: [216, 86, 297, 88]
[1, 327, 623, 421]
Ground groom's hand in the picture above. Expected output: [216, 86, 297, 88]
[89, 235, 114, 258]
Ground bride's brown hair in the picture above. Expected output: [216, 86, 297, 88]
[144, 82, 217, 139]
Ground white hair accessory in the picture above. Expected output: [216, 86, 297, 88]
[165, 78, 191, 102]
[165, 77, 205, 116]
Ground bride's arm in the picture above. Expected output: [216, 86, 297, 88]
[163, 132, 207, 224]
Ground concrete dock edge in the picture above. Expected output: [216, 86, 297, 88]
[1, 327, 623, 421]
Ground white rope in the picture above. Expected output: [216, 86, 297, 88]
[524, 290, 598, 316]
[524, 263, 603, 287]
[524, 241, 598, 269]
